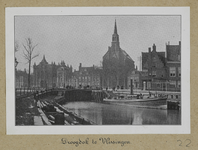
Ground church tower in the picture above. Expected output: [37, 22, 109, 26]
[103, 20, 135, 89]
[111, 20, 120, 50]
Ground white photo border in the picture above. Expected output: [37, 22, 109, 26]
[6, 7, 190, 134]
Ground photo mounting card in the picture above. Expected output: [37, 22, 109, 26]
[6, 7, 190, 134]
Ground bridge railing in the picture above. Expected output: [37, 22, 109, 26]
[16, 87, 41, 99]
[16, 87, 56, 100]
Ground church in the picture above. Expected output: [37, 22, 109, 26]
[102, 20, 135, 89]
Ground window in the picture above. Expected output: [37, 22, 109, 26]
[178, 55, 181, 61]
[157, 83, 161, 88]
[169, 67, 176, 77]
[177, 81, 181, 88]
[178, 67, 181, 77]
[152, 70, 156, 76]
[169, 81, 176, 87]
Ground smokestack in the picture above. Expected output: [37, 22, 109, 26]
[153, 44, 156, 52]
[79, 63, 82, 70]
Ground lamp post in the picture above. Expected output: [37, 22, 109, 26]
[130, 79, 133, 95]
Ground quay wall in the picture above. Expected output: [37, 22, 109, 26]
[34, 88, 109, 104]
[64, 89, 92, 102]
[62, 89, 107, 103]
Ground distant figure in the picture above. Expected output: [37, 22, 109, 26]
[139, 93, 143, 99]
[149, 91, 151, 97]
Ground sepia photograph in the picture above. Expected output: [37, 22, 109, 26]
[6, 7, 190, 134]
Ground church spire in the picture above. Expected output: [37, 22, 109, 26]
[111, 20, 120, 48]
[114, 19, 117, 34]
[43, 55, 46, 61]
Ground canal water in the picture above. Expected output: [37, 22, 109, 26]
[63, 102, 181, 125]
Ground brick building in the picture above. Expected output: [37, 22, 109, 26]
[141, 44, 167, 90]
[56, 61, 73, 88]
[103, 20, 135, 89]
[127, 68, 142, 89]
[15, 69, 28, 88]
[33, 55, 71, 88]
[74, 63, 102, 89]
[141, 41, 181, 91]
[166, 41, 181, 91]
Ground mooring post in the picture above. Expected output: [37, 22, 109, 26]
[130, 79, 133, 95]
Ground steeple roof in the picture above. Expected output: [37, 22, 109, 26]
[39, 55, 48, 65]
[43, 55, 46, 61]
[114, 19, 117, 34]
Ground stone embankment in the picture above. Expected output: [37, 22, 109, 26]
[36, 96, 95, 125]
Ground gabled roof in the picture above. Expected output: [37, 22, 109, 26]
[142, 51, 166, 69]
[121, 49, 134, 62]
[103, 47, 134, 62]
[157, 52, 166, 65]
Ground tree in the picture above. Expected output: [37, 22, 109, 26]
[15, 41, 19, 68]
[23, 38, 39, 88]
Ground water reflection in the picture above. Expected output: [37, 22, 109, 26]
[63, 102, 181, 125]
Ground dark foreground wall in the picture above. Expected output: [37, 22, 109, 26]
[64, 89, 93, 102]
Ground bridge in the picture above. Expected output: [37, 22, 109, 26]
[32, 88, 107, 103]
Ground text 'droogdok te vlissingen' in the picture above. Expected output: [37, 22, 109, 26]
[61, 138, 131, 147]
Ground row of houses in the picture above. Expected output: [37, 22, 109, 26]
[15, 57, 103, 89]
[128, 41, 181, 91]
[57, 63, 102, 89]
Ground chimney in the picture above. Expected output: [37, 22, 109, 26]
[153, 44, 156, 52]
[148, 47, 151, 53]
[79, 63, 82, 70]
[179, 41, 181, 46]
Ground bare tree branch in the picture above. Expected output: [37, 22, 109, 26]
[32, 53, 39, 60]
[23, 44, 30, 55]
[22, 38, 39, 87]
[32, 44, 38, 52]
[23, 51, 30, 61]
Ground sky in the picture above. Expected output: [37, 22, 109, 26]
[15, 15, 181, 71]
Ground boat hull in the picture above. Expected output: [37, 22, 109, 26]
[103, 97, 167, 106]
